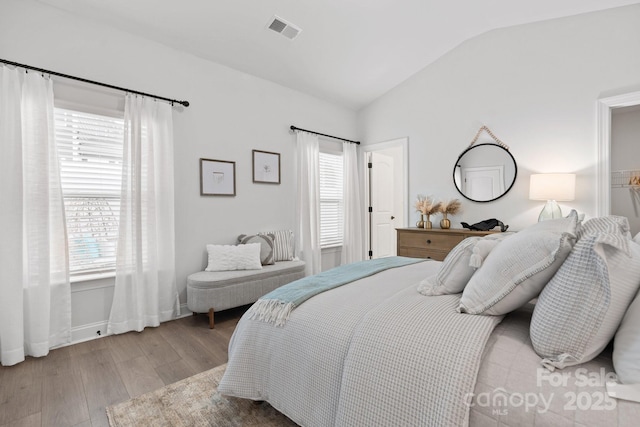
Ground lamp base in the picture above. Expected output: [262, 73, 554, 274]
[538, 200, 562, 222]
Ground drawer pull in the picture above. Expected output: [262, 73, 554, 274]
[426, 239, 432, 244]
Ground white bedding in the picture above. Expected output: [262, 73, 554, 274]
[219, 259, 640, 426]
[219, 260, 503, 426]
[472, 304, 640, 426]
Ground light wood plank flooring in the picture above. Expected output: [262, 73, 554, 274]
[0, 306, 249, 427]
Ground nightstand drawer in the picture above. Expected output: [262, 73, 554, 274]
[398, 247, 449, 261]
[399, 232, 465, 251]
[396, 228, 498, 261]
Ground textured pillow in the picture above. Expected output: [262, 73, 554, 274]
[205, 243, 262, 272]
[237, 233, 275, 265]
[459, 211, 579, 315]
[259, 229, 294, 261]
[530, 234, 640, 370]
[417, 237, 481, 296]
[614, 279, 640, 387]
[468, 233, 514, 268]
[418, 234, 510, 296]
[578, 215, 632, 240]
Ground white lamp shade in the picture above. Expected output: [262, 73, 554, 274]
[529, 174, 576, 201]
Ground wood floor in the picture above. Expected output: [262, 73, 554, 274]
[0, 306, 249, 427]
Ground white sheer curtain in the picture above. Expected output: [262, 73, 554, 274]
[341, 142, 364, 264]
[296, 131, 321, 276]
[108, 95, 179, 334]
[0, 66, 71, 366]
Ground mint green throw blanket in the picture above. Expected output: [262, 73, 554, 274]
[247, 256, 426, 326]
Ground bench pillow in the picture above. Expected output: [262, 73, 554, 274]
[205, 243, 262, 272]
[260, 229, 294, 261]
[238, 233, 275, 265]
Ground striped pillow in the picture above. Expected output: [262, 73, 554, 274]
[259, 229, 294, 262]
[578, 215, 631, 240]
[530, 233, 640, 370]
[417, 237, 481, 296]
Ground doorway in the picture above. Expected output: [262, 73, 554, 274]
[363, 138, 408, 259]
[597, 91, 640, 228]
[611, 105, 640, 235]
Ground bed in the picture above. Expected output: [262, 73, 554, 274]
[219, 215, 640, 426]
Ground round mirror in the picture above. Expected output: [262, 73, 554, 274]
[453, 143, 517, 202]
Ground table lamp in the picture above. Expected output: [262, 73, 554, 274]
[529, 173, 576, 222]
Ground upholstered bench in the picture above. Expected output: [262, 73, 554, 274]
[187, 260, 306, 328]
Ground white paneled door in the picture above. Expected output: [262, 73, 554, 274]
[371, 151, 395, 258]
[365, 138, 407, 259]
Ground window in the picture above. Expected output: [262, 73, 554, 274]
[55, 108, 124, 278]
[319, 151, 343, 248]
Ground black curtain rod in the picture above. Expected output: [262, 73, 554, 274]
[0, 58, 189, 107]
[290, 125, 360, 145]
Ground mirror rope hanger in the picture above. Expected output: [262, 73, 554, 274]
[468, 126, 510, 150]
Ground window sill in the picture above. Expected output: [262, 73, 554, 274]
[321, 244, 343, 252]
[70, 271, 115, 285]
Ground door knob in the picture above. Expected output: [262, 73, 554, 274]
[391, 216, 395, 220]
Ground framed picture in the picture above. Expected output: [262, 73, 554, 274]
[200, 158, 236, 196]
[252, 150, 281, 184]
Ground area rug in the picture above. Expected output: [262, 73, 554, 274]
[106, 364, 297, 426]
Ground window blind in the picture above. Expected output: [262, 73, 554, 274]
[55, 108, 124, 277]
[319, 152, 344, 248]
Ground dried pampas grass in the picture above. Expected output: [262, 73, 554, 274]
[439, 199, 462, 215]
[414, 195, 442, 216]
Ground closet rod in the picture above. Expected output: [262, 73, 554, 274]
[290, 125, 360, 145]
[0, 58, 189, 107]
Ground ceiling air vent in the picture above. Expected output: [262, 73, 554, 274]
[267, 15, 302, 40]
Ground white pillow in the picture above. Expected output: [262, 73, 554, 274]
[205, 243, 262, 272]
[634, 232, 640, 244]
[238, 233, 275, 265]
[418, 234, 510, 296]
[468, 233, 513, 268]
[459, 211, 579, 315]
[614, 279, 640, 388]
[531, 235, 640, 370]
[417, 237, 481, 296]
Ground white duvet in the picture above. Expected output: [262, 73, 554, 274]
[219, 260, 503, 426]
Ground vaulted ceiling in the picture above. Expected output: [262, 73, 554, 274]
[38, 0, 640, 110]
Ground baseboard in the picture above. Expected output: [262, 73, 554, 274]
[177, 303, 193, 318]
[67, 303, 192, 346]
[71, 320, 109, 344]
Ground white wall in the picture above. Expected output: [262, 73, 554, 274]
[0, 0, 357, 340]
[611, 106, 640, 236]
[357, 5, 640, 231]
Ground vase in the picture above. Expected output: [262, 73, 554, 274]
[416, 218, 424, 228]
[423, 214, 432, 229]
[440, 213, 451, 229]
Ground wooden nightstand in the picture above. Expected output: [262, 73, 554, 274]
[396, 228, 499, 261]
